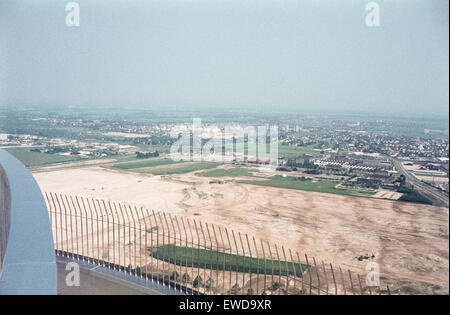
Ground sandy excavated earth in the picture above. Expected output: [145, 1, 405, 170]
[34, 166, 449, 294]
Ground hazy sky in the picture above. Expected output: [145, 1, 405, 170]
[0, 0, 448, 116]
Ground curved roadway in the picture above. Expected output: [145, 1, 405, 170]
[392, 158, 449, 207]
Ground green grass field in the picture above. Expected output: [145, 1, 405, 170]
[4, 147, 81, 167]
[112, 158, 220, 175]
[240, 175, 372, 196]
[277, 145, 321, 159]
[146, 162, 220, 175]
[151, 245, 308, 277]
[111, 158, 180, 170]
[196, 167, 258, 178]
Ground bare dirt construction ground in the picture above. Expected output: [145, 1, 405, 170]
[373, 189, 403, 200]
[34, 166, 449, 294]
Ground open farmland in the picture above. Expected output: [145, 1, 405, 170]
[4, 147, 81, 167]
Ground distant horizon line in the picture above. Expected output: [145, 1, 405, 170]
[0, 104, 448, 121]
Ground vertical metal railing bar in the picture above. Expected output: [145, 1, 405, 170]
[114, 201, 122, 270]
[144, 208, 151, 277]
[92, 198, 102, 265]
[305, 254, 311, 295]
[218, 226, 226, 295]
[44, 192, 52, 251]
[238, 232, 246, 295]
[139, 206, 146, 279]
[260, 240, 267, 295]
[98, 198, 106, 265]
[253, 237, 260, 295]
[128, 204, 135, 273]
[339, 266, 347, 295]
[46, 193, 54, 254]
[163, 212, 173, 289]
[231, 230, 239, 295]
[83, 196, 95, 263]
[189, 218, 196, 295]
[152, 210, 160, 285]
[124, 205, 132, 273]
[199, 221, 208, 293]
[322, 261, 329, 295]
[68, 195, 80, 260]
[44, 192, 54, 253]
[130, 205, 138, 276]
[225, 228, 232, 295]
[267, 242, 274, 294]
[54, 194, 66, 255]
[312, 257, 321, 295]
[174, 215, 183, 291]
[62, 195, 74, 258]
[57, 194, 69, 256]
[94, 199, 103, 263]
[156, 211, 164, 286]
[185, 217, 196, 295]
[87, 197, 95, 262]
[116, 202, 124, 270]
[47, 192, 58, 254]
[134, 207, 141, 277]
[211, 224, 220, 294]
[288, 248, 296, 294]
[205, 223, 214, 294]
[164, 211, 173, 288]
[57, 193, 65, 256]
[212, 223, 220, 294]
[274, 244, 281, 295]
[101, 200, 110, 268]
[348, 270, 355, 295]
[144, 208, 153, 283]
[157, 211, 167, 286]
[75, 196, 87, 261]
[66, 195, 76, 259]
[118, 202, 127, 270]
[168, 214, 178, 287]
[66, 196, 80, 260]
[296, 252, 305, 295]
[245, 234, 253, 295]
[103, 200, 110, 267]
[110, 201, 118, 270]
[178, 216, 188, 293]
[139, 206, 145, 278]
[193, 219, 201, 294]
[136, 206, 142, 276]
[281, 246, 289, 294]
[152, 208, 159, 284]
[330, 263, 338, 295]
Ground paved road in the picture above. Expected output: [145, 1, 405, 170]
[392, 158, 449, 207]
